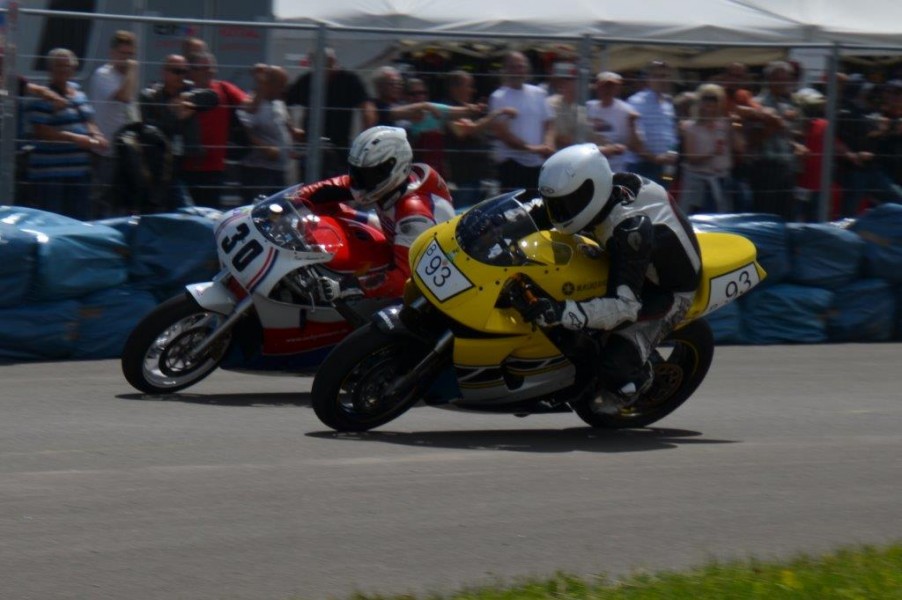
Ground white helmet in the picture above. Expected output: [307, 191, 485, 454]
[347, 126, 413, 208]
[538, 143, 614, 234]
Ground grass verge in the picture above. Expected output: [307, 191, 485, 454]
[344, 543, 902, 600]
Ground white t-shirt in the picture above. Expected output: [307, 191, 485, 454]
[586, 98, 636, 171]
[88, 63, 138, 157]
[488, 84, 553, 168]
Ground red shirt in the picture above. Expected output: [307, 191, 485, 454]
[182, 80, 248, 173]
[798, 118, 827, 191]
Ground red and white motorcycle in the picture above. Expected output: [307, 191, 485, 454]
[121, 186, 397, 394]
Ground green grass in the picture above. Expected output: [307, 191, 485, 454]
[341, 543, 902, 600]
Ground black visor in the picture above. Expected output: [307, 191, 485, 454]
[349, 158, 396, 192]
[544, 179, 595, 227]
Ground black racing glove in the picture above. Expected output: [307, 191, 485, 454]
[521, 297, 565, 327]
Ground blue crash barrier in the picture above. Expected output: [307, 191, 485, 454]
[2, 206, 902, 360]
[129, 213, 221, 291]
[702, 298, 744, 344]
[826, 279, 896, 343]
[850, 203, 902, 284]
[0, 223, 37, 308]
[742, 283, 835, 344]
[74, 287, 160, 359]
[0, 205, 129, 302]
[0, 299, 81, 360]
[786, 222, 865, 289]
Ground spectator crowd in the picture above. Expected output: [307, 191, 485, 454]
[9, 32, 902, 221]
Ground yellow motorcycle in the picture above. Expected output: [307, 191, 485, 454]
[311, 192, 766, 432]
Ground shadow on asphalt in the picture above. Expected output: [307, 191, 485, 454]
[117, 392, 312, 407]
[305, 427, 736, 454]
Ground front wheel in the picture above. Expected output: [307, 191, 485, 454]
[311, 324, 434, 432]
[121, 293, 232, 394]
[573, 319, 714, 429]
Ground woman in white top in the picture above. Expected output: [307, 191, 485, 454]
[680, 83, 744, 213]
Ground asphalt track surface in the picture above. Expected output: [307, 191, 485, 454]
[2, 344, 901, 600]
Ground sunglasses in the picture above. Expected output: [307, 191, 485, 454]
[701, 95, 719, 102]
[167, 67, 188, 75]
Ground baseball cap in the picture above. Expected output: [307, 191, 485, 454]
[596, 71, 622, 84]
[793, 87, 825, 107]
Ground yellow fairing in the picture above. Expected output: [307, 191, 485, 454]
[409, 216, 609, 335]
[407, 219, 765, 370]
[685, 232, 767, 320]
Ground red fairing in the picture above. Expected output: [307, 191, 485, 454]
[306, 214, 393, 275]
[289, 165, 453, 298]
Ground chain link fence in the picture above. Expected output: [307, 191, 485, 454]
[3, 6, 902, 221]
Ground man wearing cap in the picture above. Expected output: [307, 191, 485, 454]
[488, 51, 556, 198]
[587, 71, 642, 172]
[626, 60, 679, 188]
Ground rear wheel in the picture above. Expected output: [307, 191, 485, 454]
[121, 293, 232, 394]
[573, 319, 714, 429]
[311, 324, 433, 432]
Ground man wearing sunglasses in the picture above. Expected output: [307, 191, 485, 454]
[138, 54, 219, 209]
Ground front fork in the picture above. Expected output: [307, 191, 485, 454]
[374, 296, 456, 401]
[185, 272, 254, 361]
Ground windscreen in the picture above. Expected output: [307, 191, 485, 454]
[455, 193, 541, 266]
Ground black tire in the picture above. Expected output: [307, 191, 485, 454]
[573, 319, 714, 429]
[311, 324, 433, 432]
[121, 293, 232, 394]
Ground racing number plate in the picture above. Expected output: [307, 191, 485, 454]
[706, 262, 760, 313]
[415, 239, 473, 302]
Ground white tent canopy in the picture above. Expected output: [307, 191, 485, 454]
[273, 0, 902, 46]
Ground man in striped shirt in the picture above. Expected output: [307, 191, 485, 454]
[27, 48, 108, 220]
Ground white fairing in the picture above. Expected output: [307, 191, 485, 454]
[215, 206, 332, 297]
[186, 280, 236, 314]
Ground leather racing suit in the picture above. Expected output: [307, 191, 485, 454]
[563, 172, 702, 393]
[292, 163, 455, 297]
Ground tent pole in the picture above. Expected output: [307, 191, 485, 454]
[305, 24, 328, 183]
[576, 34, 592, 143]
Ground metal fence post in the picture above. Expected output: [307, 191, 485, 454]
[818, 43, 840, 222]
[1, 2, 20, 206]
[304, 23, 327, 184]
[576, 34, 592, 143]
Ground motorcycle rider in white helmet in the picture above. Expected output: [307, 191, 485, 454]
[525, 143, 701, 406]
[292, 126, 455, 299]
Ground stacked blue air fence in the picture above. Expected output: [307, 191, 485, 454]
[0, 206, 221, 361]
[1, 203, 902, 361]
